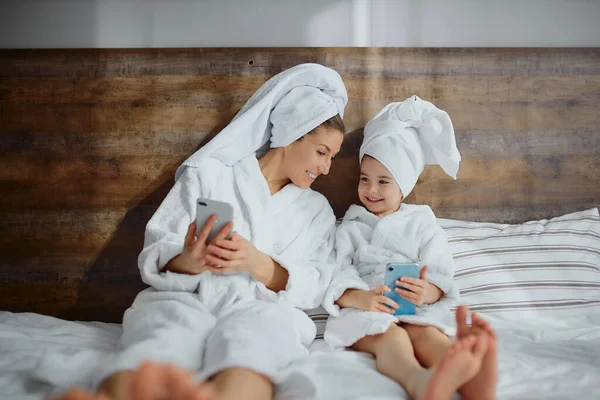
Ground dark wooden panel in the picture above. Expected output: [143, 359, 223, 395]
[1, 283, 146, 323]
[2, 75, 600, 134]
[0, 48, 599, 322]
[315, 129, 600, 221]
[2, 48, 599, 78]
[3, 76, 599, 105]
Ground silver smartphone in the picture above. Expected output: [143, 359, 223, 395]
[195, 198, 234, 243]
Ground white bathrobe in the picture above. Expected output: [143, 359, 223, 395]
[107, 155, 337, 383]
[32, 155, 338, 390]
[31, 62, 346, 392]
[323, 204, 459, 348]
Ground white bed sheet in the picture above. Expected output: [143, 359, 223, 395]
[1, 311, 600, 400]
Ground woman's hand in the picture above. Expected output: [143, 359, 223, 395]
[394, 265, 443, 305]
[204, 232, 290, 292]
[338, 287, 399, 313]
[163, 215, 233, 275]
[204, 232, 267, 276]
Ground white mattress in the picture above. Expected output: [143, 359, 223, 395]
[1, 311, 600, 399]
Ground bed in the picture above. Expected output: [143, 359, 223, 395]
[1, 48, 599, 399]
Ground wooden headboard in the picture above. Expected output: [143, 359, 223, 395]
[1, 48, 599, 322]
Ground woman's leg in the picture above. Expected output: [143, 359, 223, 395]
[403, 324, 452, 367]
[129, 362, 216, 400]
[210, 368, 272, 400]
[57, 362, 217, 400]
[202, 301, 313, 400]
[97, 290, 217, 400]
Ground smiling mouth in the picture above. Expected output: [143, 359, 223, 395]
[307, 171, 317, 180]
[366, 196, 383, 202]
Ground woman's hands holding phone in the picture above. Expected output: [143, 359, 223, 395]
[163, 215, 232, 275]
[204, 232, 268, 278]
[165, 215, 289, 292]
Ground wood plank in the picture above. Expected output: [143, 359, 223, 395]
[0, 153, 597, 212]
[0, 283, 146, 323]
[3, 76, 600, 105]
[2, 129, 597, 158]
[2, 98, 598, 134]
[316, 155, 600, 219]
[2, 48, 599, 78]
[0, 103, 239, 134]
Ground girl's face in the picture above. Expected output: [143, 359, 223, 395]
[358, 156, 403, 217]
[283, 127, 343, 189]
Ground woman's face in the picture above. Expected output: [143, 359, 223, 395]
[284, 126, 344, 189]
[358, 155, 403, 217]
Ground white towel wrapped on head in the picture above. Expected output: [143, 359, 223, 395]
[360, 95, 461, 197]
[176, 63, 348, 178]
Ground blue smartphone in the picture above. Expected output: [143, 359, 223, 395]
[384, 263, 421, 316]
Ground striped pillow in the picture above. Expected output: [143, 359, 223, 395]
[305, 306, 328, 340]
[438, 208, 600, 322]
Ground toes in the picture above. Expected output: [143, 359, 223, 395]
[131, 361, 166, 400]
[455, 306, 469, 337]
[473, 335, 489, 357]
[194, 383, 217, 400]
[462, 335, 477, 349]
[453, 335, 475, 354]
[163, 364, 198, 399]
[53, 388, 95, 400]
[472, 313, 488, 328]
[472, 313, 497, 340]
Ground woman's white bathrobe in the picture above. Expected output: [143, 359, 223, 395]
[323, 204, 459, 348]
[106, 154, 337, 383]
[30, 63, 346, 392]
[33, 155, 338, 391]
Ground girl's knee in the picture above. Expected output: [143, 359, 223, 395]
[405, 324, 445, 341]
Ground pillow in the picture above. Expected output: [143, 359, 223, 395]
[438, 208, 600, 323]
[305, 306, 328, 340]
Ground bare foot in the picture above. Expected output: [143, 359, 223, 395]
[52, 388, 109, 400]
[130, 361, 217, 400]
[456, 306, 498, 400]
[56, 362, 216, 400]
[420, 335, 488, 400]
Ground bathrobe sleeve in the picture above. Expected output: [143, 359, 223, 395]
[137, 165, 216, 292]
[256, 194, 339, 310]
[321, 220, 370, 316]
[417, 214, 460, 308]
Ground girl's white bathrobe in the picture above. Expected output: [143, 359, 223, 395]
[323, 204, 459, 348]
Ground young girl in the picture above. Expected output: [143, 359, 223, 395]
[323, 96, 497, 400]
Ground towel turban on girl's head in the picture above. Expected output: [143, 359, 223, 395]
[359, 95, 461, 198]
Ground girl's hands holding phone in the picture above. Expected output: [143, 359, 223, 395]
[337, 287, 399, 314]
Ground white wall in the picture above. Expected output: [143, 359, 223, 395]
[1, 0, 599, 48]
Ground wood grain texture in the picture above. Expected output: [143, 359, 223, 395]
[1, 48, 599, 322]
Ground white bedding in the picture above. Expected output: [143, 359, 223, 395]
[2, 311, 600, 400]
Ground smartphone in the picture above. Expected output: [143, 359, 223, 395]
[384, 263, 421, 316]
[195, 198, 234, 243]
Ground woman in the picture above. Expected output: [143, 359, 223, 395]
[53, 63, 348, 400]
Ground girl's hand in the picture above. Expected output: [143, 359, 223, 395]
[395, 266, 443, 305]
[354, 286, 399, 313]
